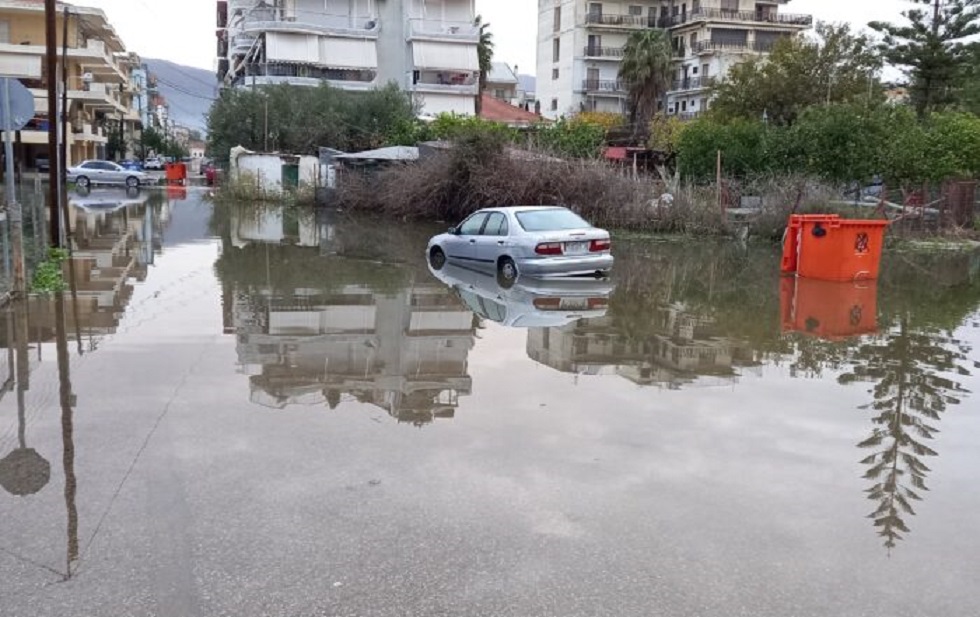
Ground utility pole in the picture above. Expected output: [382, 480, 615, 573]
[45, 0, 61, 248]
[3, 81, 25, 294]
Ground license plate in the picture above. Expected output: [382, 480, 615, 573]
[564, 241, 589, 255]
[559, 298, 589, 310]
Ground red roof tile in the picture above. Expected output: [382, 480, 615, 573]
[479, 94, 546, 126]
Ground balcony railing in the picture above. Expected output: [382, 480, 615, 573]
[659, 9, 813, 28]
[692, 40, 778, 54]
[671, 76, 714, 91]
[584, 13, 649, 28]
[582, 79, 627, 94]
[408, 19, 479, 41]
[244, 11, 380, 37]
[583, 46, 625, 58]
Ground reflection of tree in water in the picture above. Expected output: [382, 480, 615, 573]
[840, 318, 974, 551]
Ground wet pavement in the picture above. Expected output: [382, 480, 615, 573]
[1, 195, 979, 616]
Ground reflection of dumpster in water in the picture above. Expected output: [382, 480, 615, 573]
[781, 277, 878, 340]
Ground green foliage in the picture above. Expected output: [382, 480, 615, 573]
[870, 0, 980, 117]
[619, 28, 673, 125]
[536, 117, 606, 159]
[709, 23, 883, 126]
[677, 104, 980, 186]
[206, 83, 416, 162]
[143, 127, 188, 159]
[675, 117, 776, 180]
[30, 248, 69, 294]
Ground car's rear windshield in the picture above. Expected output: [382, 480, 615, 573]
[515, 209, 590, 232]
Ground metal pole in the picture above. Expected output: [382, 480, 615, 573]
[45, 0, 61, 248]
[4, 80, 26, 294]
[60, 6, 69, 249]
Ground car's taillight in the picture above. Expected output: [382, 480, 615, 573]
[590, 238, 611, 252]
[535, 242, 563, 256]
[533, 298, 562, 310]
[588, 298, 609, 309]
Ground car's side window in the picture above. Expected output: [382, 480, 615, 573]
[81, 162, 95, 169]
[482, 212, 508, 236]
[458, 213, 488, 235]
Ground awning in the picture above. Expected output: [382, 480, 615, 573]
[412, 42, 478, 71]
[265, 32, 318, 63]
[0, 54, 42, 79]
[320, 38, 377, 69]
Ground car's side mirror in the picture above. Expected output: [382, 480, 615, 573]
[448, 226, 458, 235]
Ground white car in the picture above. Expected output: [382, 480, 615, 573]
[428, 261, 614, 328]
[143, 157, 165, 171]
[427, 206, 614, 288]
[67, 160, 149, 189]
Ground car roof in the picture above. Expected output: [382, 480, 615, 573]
[481, 206, 570, 214]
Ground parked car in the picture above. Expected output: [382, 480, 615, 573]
[427, 206, 614, 288]
[143, 157, 164, 170]
[119, 159, 144, 171]
[428, 261, 614, 328]
[67, 160, 149, 189]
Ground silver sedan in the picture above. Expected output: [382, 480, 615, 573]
[67, 160, 149, 189]
[427, 206, 614, 287]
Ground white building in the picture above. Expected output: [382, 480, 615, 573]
[217, 0, 480, 116]
[535, 0, 812, 119]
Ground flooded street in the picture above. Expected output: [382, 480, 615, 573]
[1, 193, 979, 616]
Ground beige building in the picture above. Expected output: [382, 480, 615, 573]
[0, 1, 142, 167]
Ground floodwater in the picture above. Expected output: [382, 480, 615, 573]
[1, 193, 979, 617]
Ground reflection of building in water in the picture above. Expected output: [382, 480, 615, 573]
[219, 203, 476, 425]
[0, 195, 169, 346]
[230, 284, 475, 425]
[527, 302, 758, 389]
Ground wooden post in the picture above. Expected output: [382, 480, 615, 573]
[45, 0, 61, 247]
[716, 150, 722, 212]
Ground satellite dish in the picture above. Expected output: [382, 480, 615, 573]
[0, 77, 35, 131]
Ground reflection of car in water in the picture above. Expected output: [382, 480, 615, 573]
[428, 262, 613, 328]
[69, 187, 148, 213]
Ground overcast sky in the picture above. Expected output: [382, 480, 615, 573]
[79, 0, 913, 75]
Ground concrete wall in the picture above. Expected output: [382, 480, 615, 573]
[234, 153, 321, 193]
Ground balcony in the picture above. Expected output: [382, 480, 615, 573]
[661, 8, 813, 29]
[671, 77, 714, 91]
[582, 79, 628, 95]
[691, 40, 776, 54]
[582, 46, 624, 59]
[407, 19, 479, 43]
[584, 13, 651, 29]
[412, 71, 478, 95]
[243, 11, 381, 39]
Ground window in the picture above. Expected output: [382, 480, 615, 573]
[628, 6, 642, 16]
[692, 65, 698, 75]
[515, 209, 590, 232]
[588, 3, 602, 17]
[552, 67, 559, 80]
[482, 212, 508, 236]
[458, 212, 489, 235]
[550, 98, 558, 111]
[681, 101, 687, 111]
[0, 21, 9, 44]
[587, 34, 601, 55]
[553, 7, 561, 31]
[720, 0, 738, 11]
[552, 38, 560, 63]
[702, 63, 710, 77]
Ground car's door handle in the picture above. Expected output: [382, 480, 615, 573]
[469, 239, 477, 244]
[497, 241, 505, 245]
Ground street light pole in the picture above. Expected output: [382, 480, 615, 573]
[44, 0, 61, 248]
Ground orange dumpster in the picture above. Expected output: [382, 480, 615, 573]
[781, 214, 888, 282]
[780, 277, 878, 340]
[165, 162, 187, 185]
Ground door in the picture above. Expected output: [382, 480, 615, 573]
[475, 211, 509, 264]
[587, 34, 601, 56]
[586, 67, 599, 89]
[104, 161, 126, 183]
[445, 211, 489, 263]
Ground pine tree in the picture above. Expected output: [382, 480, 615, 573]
[869, 0, 980, 116]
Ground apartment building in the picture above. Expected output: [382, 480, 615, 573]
[217, 0, 481, 116]
[536, 0, 811, 119]
[0, 1, 143, 166]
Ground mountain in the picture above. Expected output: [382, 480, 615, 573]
[144, 59, 217, 134]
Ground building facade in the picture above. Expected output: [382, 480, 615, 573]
[217, 0, 480, 116]
[0, 1, 143, 166]
[535, 0, 812, 119]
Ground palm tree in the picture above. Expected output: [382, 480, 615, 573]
[619, 29, 673, 128]
[475, 15, 494, 115]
